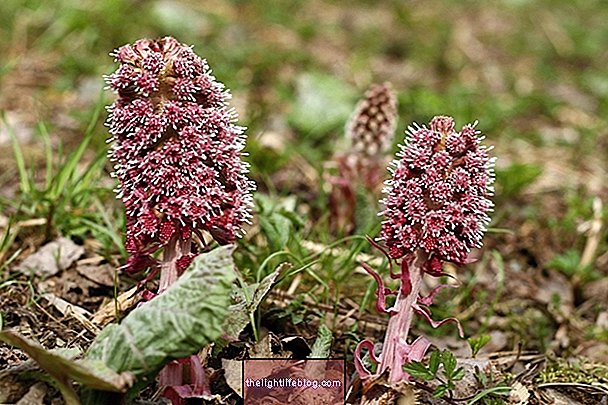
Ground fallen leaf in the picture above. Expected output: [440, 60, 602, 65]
[16, 237, 84, 277]
[509, 381, 530, 405]
[221, 359, 243, 397]
[91, 287, 140, 327]
[76, 263, 115, 287]
[583, 278, 608, 304]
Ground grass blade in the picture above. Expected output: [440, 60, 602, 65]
[2, 111, 32, 195]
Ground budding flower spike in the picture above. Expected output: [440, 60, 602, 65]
[329, 83, 398, 235]
[340, 82, 398, 190]
[354, 115, 495, 384]
[346, 82, 398, 158]
[105, 37, 254, 280]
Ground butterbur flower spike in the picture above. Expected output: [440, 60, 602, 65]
[106, 36, 255, 404]
[329, 83, 397, 235]
[341, 82, 398, 190]
[346, 82, 398, 158]
[106, 36, 254, 278]
[379, 115, 494, 264]
[355, 115, 495, 384]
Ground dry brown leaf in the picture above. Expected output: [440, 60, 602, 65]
[75, 263, 115, 287]
[221, 358, 243, 397]
[16, 237, 84, 277]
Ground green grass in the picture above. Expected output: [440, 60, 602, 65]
[0, 96, 124, 259]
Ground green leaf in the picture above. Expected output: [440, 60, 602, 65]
[452, 367, 465, 381]
[309, 324, 333, 358]
[50, 96, 102, 201]
[256, 194, 302, 250]
[495, 163, 542, 197]
[466, 385, 512, 404]
[547, 249, 581, 277]
[2, 111, 32, 195]
[468, 334, 491, 357]
[441, 350, 457, 377]
[428, 350, 441, 375]
[403, 361, 434, 381]
[432, 384, 449, 398]
[0, 330, 134, 405]
[85, 245, 236, 377]
[223, 262, 288, 340]
[259, 213, 291, 248]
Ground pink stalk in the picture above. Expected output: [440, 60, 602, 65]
[380, 254, 425, 383]
[158, 233, 191, 294]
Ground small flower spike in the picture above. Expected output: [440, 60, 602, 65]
[106, 37, 254, 274]
[355, 116, 495, 384]
[346, 82, 398, 158]
[329, 83, 398, 235]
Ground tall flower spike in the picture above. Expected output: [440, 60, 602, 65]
[106, 37, 255, 274]
[106, 37, 255, 404]
[355, 116, 495, 384]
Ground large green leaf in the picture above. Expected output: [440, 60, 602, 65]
[1, 246, 237, 404]
[85, 245, 236, 377]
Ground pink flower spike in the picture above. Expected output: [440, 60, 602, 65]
[106, 36, 255, 274]
[379, 115, 495, 266]
[106, 36, 256, 404]
[355, 115, 494, 385]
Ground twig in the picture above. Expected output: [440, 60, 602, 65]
[538, 381, 608, 394]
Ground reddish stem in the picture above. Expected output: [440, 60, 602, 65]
[379, 252, 426, 384]
[158, 231, 211, 403]
[158, 233, 191, 293]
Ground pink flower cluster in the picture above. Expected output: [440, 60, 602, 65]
[378, 116, 495, 268]
[106, 37, 254, 273]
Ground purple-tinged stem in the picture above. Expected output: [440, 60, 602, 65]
[158, 233, 191, 294]
[380, 252, 428, 384]
[158, 231, 208, 402]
